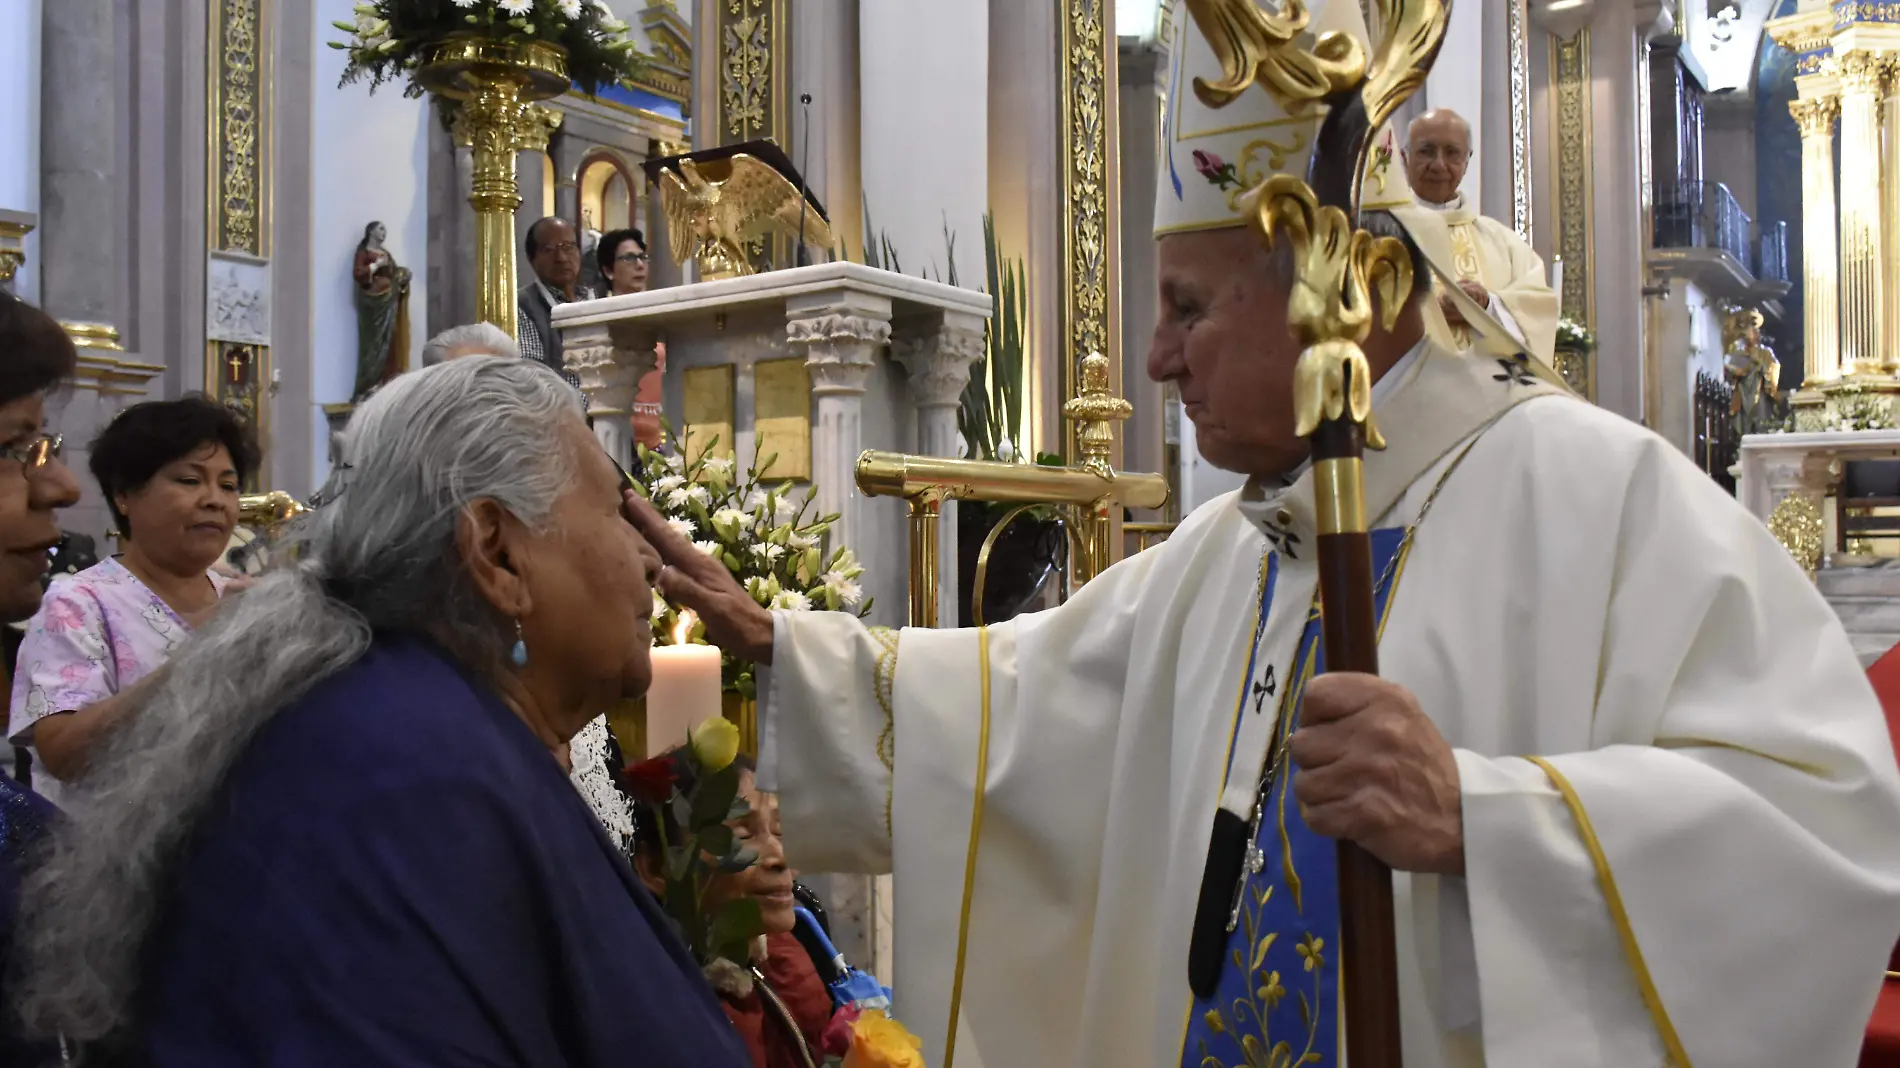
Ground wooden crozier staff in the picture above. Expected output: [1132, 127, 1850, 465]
[1208, 0, 1453, 1063]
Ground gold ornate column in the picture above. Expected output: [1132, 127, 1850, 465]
[1839, 53, 1886, 378]
[1792, 95, 1842, 390]
[1058, 0, 1117, 468]
[1552, 31, 1595, 331]
[713, 0, 790, 271]
[205, 0, 273, 484]
[1885, 58, 1900, 374]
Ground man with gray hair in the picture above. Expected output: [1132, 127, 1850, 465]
[420, 322, 519, 366]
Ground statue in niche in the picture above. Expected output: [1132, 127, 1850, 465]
[1723, 305, 1782, 436]
[351, 221, 412, 403]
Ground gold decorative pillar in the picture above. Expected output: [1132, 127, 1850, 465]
[205, 0, 273, 485]
[0, 213, 31, 291]
[713, 0, 790, 271]
[1884, 59, 1900, 374]
[1552, 31, 1594, 331]
[1839, 53, 1886, 378]
[1792, 95, 1842, 389]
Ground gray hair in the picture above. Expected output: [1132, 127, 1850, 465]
[421, 321, 519, 365]
[11, 357, 586, 1048]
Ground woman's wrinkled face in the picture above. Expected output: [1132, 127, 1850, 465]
[117, 442, 239, 574]
[701, 771, 799, 935]
[515, 419, 660, 709]
[0, 394, 79, 622]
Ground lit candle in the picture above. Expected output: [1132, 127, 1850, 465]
[645, 611, 724, 757]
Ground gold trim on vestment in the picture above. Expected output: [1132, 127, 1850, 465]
[944, 626, 994, 1068]
[1524, 756, 1693, 1067]
[870, 626, 900, 837]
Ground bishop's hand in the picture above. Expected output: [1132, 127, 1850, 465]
[622, 490, 775, 664]
[1289, 673, 1465, 875]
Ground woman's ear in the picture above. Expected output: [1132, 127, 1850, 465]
[456, 499, 533, 619]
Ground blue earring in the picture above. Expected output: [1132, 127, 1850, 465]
[510, 620, 528, 667]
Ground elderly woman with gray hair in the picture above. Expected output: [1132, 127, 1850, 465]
[11, 358, 750, 1066]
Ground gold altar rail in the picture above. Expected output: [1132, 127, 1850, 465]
[1124, 521, 1178, 554]
[856, 450, 1170, 628]
[238, 491, 306, 530]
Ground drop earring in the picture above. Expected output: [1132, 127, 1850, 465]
[511, 620, 528, 667]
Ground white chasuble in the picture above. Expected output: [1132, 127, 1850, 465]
[1405, 196, 1558, 369]
[761, 342, 1900, 1068]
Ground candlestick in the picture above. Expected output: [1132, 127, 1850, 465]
[645, 612, 724, 756]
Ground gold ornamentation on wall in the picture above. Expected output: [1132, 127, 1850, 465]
[206, 0, 272, 487]
[683, 363, 737, 463]
[1060, 0, 1117, 469]
[753, 356, 813, 480]
[1553, 30, 1594, 330]
[1768, 493, 1825, 579]
[1507, 0, 1533, 243]
[718, 0, 785, 144]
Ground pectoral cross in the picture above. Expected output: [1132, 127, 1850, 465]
[1226, 792, 1268, 933]
[1250, 665, 1277, 715]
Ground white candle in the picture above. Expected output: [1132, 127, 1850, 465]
[646, 612, 724, 756]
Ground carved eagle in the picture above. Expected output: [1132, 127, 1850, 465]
[657, 154, 837, 280]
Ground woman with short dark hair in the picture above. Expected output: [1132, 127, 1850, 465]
[7, 396, 257, 797]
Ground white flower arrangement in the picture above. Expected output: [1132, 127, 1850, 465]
[630, 426, 873, 697]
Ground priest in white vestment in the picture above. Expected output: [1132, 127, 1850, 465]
[630, 5, 1900, 1066]
[1395, 108, 1558, 367]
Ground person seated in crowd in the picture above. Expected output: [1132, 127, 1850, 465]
[11, 357, 750, 1066]
[7, 396, 252, 801]
[631, 753, 834, 1068]
[421, 321, 519, 366]
[0, 293, 86, 1066]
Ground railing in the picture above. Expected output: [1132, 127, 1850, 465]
[1693, 370, 1739, 494]
[1125, 521, 1177, 555]
[1653, 180, 1754, 269]
[1756, 220, 1789, 285]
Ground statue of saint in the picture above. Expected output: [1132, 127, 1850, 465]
[1723, 306, 1782, 436]
[352, 221, 412, 403]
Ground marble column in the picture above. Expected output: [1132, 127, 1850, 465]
[895, 312, 985, 627]
[1839, 53, 1885, 378]
[786, 294, 891, 554]
[39, 0, 119, 335]
[562, 321, 659, 469]
[1793, 95, 1842, 387]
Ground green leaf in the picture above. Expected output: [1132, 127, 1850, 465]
[709, 897, 766, 958]
[697, 824, 734, 857]
[727, 795, 752, 821]
[717, 845, 759, 873]
[691, 764, 742, 826]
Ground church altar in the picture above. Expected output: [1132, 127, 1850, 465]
[552, 261, 991, 636]
[1738, 429, 1900, 575]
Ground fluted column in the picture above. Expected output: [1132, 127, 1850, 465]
[786, 294, 892, 554]
[895, 312, 986, 628]
[1793, 95, 1842, 387]
[1885, 59, 1900, 374]
[1841, 54, 1886, 377]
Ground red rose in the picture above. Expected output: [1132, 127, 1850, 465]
[617, 755, 680, 804]
[822, 1005, 862, 1059]
[1192, 149, 1226, 180]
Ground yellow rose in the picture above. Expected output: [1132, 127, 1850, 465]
[843, 1010, 926, 1068]
[688, 715, 741, 773]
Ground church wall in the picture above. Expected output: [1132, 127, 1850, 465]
[1422, 0, 1486, 208]
[1, 0, 42, 303]
[1651, 277, 1728, 455]
[792, 0, 864, 265]
[307, 0, 431, 487]
[1118, 38, 1169, 506]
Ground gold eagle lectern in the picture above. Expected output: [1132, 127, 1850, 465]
[644, 141, 836, 281]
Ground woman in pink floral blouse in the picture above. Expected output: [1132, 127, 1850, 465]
[7, 397, 255, 801]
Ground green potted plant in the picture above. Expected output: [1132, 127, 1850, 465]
[954, 215, 1065, 627]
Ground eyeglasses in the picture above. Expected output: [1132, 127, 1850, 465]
[1411, 144, 1469, 166]
[616, 252, 650, 265]
[3, 433, 61, 470]
[540, 241, 582, 256]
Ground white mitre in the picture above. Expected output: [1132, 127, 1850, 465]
[1155, 5, 1566, 385]
[1154, 0, 1372, 236]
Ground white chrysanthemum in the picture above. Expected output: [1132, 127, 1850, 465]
[664, 487, 694, 509]
[773, 496, 800, 526]
[693, 540, 721, 556]
[684, 484, 711, 506]
[665, 517, 696, 540]
[556, 0, 583, 18]
[498, 0, 533, 15]
[450, 0, 477, 7]
[650, 474, 685, 495]
[711, 507, 753, 534]
[772, 590, 812, 611]
[823, 570, 863, 607]
[743, 488, 770, 513]
[750, 542, 786, 564]
[701, 456, 737, 479]
[663, 451, 685, 473]
[786, 531, 817, 551]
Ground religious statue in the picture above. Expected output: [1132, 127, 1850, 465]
[352, 221, 412, 403]
[1724, 305, 1783, 435]
[649, 142, 835, 280]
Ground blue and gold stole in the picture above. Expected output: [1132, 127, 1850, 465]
[1181, 527, 1412, 1068]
